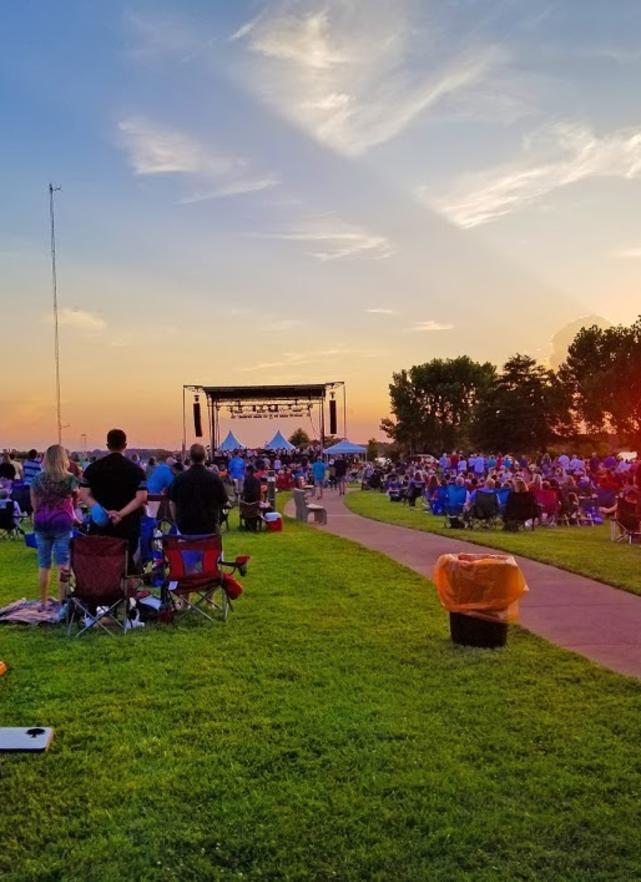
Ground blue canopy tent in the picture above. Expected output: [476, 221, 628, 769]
[324, 439, 366, 455]
[218, 430, 245, 451]
[264, 430, 296, 451]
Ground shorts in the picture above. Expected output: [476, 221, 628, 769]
[35, 531, 71, 569]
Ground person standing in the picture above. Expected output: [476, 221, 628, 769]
[30, 444, 78, 607]
[79, 429, 147, 569]
[311, 457, 326, 500]
[22, 449, 42, 486]
[334, 456, 347, 496]
[168, 443, 228, 535]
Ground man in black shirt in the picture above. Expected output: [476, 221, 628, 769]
[334, 456, 348, 496]
[79, 428, 148, 566]
[168, 443, 228, 535]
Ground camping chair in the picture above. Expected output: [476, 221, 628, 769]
[443, 485, 467, 529]
[239, 499, 264, 531]
[466, 490, 501, 529]
[292, 488, 327, 525]
[0, 498, 25, 539]
[161, 534, 249, 623]
[147, 494, 175, 535]
[610, 497, 641, 543]
[66, 535, 131, 637]
[577, 495, 602, 526]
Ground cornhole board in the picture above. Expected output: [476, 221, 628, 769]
[0, 727, 54, 753]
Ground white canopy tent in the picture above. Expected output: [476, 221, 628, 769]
[218, 430, 246, 451]
[264, 429, 296, 451]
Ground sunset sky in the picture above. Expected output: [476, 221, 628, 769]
[3, 0, 641, 450]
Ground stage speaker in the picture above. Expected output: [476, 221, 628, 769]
[329, 399, 337, 435]
[193, 401, 203, 437]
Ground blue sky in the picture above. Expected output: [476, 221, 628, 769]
[3, 0, 641, 448]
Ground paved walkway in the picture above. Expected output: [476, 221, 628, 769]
[286, 492, 641, 680]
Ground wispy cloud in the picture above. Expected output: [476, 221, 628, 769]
[231, 2, 499, 156]
[264, 318, 304, 332]
[366, 307, 397, 315]
[611, 246, 641, 259]
[256, 218, 394, 261]
[433, 122, 641, 228]
[408, 321, 454, 332]
[239, 346, 386, 372]
[117, 117, 278, 201]
[45, 308, 106, 332]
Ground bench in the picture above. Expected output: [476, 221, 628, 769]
[293, 488, 327, 525]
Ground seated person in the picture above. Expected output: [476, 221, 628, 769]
[615, 488, 640, 532]
[431, 480, 448, 514]
[276, 468, 294, 491]
[534, 480, 560, 522]
[241, 465, 262, 504]
[0, 488, 22, 529]
[467, 478, 500, 522]
[503, 478, 538, 530]
[445, 478, 468, 520]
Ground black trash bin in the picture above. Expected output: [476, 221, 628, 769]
[449, 612, 507, 648]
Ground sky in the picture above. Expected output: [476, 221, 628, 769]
[2, 0, 641, 450]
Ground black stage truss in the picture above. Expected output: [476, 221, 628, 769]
[182, 381, 346, 451]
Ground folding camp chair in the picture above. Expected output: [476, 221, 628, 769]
[66, 535, 131, 637]
[239, 499, 264, 531]
[577, 495, 602, 526]
[466, 491, 501, 529]
[162, 534, 249, 623]
[0, 499, 25, 539]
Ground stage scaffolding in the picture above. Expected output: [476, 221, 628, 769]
[182, 382, 346, 453]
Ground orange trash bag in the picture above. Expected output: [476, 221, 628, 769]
[433, 553, 528, 623]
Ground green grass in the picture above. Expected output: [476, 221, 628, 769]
[345, 490, 641, 596]
[1, 514, 641, 881]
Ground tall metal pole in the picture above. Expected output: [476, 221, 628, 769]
[49, 184, 63, 444]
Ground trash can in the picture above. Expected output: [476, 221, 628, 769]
[433, 553, 528, 648]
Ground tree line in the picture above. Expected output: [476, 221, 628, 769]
[380, 317, 641, 454]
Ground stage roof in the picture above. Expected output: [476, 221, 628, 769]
[195, 383, 335, 403]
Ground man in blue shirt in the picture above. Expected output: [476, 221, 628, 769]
[229, 454, 246, 494]
[311, 457, 326, 499]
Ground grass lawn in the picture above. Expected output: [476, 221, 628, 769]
[346, 490, 641, 597]
[2, 513, 641, 881]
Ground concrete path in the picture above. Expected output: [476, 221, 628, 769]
[286, 492, 641, 680]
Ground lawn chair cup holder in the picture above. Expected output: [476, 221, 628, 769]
[433, 553, 528, 649]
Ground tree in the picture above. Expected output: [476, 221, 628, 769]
[289, 428, 310, 447]
[559, 317, 641, 448]
[472, 354, 571, 453]
[366, 438, 378, 461]
[381, 356, 495, 453]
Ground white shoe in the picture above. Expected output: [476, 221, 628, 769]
[124, 612, 145, 631]
[83, 613, 95, 628]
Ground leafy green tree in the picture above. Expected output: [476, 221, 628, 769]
[559, 316, 641, 448]
[472, 354, 571, 453]
[366, 438, 378, 461]
[289, 428, 310, 447]
[381, 356, 496, 453]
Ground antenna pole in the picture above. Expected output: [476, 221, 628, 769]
[49, 183, 63, 444]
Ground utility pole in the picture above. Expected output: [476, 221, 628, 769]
[49, 183, 63, 444]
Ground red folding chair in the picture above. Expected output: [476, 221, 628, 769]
[66, 535, 131, 637]
[162, 534, 249, 623]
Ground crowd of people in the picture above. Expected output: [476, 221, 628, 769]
[361, 449, 640, 531]
[0, 432, 357, 609]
